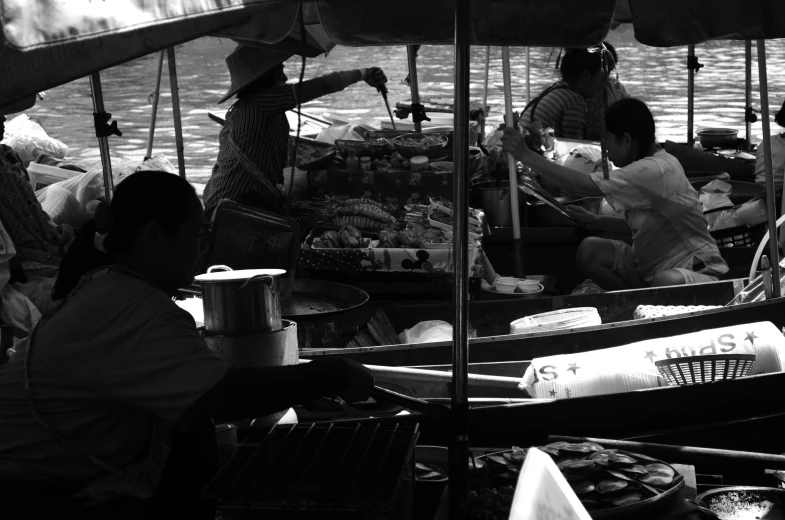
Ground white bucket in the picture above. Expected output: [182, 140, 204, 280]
[510, 307, 601, 335]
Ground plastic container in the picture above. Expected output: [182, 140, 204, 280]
[360, 156, 372, 171]
[410, 155, 429, 172]
[346, 149, 360, 171]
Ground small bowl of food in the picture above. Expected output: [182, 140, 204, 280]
[494, 278, 519, 293]
[430, 161, 454, 172]
[516, 280, 543, 294]
[393, 133, 449, 159]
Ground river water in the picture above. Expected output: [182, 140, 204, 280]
[9, 25, 785, 184]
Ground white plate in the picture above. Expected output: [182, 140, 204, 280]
[481, 286, 544, 298]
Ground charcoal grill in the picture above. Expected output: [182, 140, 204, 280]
[203, 421, 420, 519]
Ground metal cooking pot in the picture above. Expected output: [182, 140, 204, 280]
[196, 265, 285, 334]
[697, 128, 739, 149]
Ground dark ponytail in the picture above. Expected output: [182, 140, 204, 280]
[605, 98, 656, 160]
[52, 171, 197, 300]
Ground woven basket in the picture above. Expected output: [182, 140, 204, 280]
[655, 354, 756, 386]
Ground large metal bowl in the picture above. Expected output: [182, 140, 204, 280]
[697, 128, 739, 149]
[696, 486, 785, 519]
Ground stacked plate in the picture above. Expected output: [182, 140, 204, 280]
[510, 307, 601, 335]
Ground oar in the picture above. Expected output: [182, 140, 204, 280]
[501, 46, 525, 277]
[379, 84, 396, 130]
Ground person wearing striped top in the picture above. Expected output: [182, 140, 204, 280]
[519, 47, 606, 140]
[204, 45, 387, 221]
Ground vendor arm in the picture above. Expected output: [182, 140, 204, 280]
[501, 127, 604, 197]
[565, 206, 631, 238]
[297, 67, 387, 105]
[190, 358, 371, 424]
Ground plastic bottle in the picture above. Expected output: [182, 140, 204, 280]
[346, 150, 360, 171]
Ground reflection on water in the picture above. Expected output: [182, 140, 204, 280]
[10, 26, 785, 183]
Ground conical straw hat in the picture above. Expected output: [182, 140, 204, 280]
[219, 45, 292, 104]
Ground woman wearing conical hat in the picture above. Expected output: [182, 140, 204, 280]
[203, 45, 387, 220]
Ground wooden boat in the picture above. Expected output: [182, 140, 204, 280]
[301, 297, 785, 366]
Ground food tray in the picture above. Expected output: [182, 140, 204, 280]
[430, 202, 483, 227]
[393, 133, 449, 159]
[335, 139, 394, 160]
[429, 215, 483, 241]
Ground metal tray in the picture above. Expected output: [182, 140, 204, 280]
[281, 279, 369, 322]
[696, 486, 785, 519]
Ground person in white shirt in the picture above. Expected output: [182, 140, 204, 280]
[502, 98, 728, 291]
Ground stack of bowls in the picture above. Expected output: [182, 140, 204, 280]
[510, 307, 601, 335]
[493, 277, 543, 294]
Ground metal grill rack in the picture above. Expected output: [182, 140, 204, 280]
[203, 421, 419, 519]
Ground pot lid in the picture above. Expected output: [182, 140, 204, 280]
[195, 268, 286, 282]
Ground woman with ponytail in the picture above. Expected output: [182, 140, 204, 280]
[502, 98, 728, 290]
[0, 171, 373, 519]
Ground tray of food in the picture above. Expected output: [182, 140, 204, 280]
[393, 133, 449, 159]
[335, 138, 394, 160]
[466, 441, 684, 519]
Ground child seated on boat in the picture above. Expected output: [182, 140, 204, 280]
[501, 98, 728, 290]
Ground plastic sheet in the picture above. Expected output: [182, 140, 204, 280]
[0, 114, 68, 166]
[399, 320, 477, 345]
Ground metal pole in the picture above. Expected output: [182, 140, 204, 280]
[167, 48, 187, 179]
[407, 45, 423, 133]
[89, 73, 115, 202]
[525, 47, 531, 104]
[145, 51, 165, 160]
[745, 40, 753, 149]
[502, 47, 524, 277]
[600, 47, 611, 180]
[480, 46, 491, 145]
[757, 40, 781, 297]
[687, 44, 696, 146]
[450, 0, 471, 516]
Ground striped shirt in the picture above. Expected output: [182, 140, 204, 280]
[203, 85, 298, 221]
[520, 81, 587, 140]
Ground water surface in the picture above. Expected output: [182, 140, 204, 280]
[10, 26, 785, 184]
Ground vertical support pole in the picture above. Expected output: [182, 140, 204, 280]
[525, 47, 531, 104]
[480, 46, 491, 145]
[600, 46, 611, 180]
[89, 73, 115, 202]
[167, 47, 187, 179]
[502, 47, 524, 277]
[407, 45, 423, 134]
[757, 40, 781, 297]
[745, 41, 753, 149]
[687, 44, 696, 146]
[145, 51, 165, 161]
[450, 0, 471, 516]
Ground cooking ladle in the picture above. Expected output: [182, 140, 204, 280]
[684, 499, 720, 519]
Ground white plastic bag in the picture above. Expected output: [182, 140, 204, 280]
[315, 124, 365, 144]
[36, 170, 103, 228]
[399, 320, 477, 344]
[0, 114, 68, 165]
[699, 179, 734, 212]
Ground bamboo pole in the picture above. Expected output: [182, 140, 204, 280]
[167, 48, 186, 179]
[756, 40, 781, 297]
[480, 46, 491, 145]
[502, 47, 524, 277]
[450, 0, 471, 514]
[145, 51, 165, 161]
[525, 47, 531, 104]
[687, 44, 696, 146]
[89, 73, 115, 202]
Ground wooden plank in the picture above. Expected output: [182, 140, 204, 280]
[301, 298, 785, 367]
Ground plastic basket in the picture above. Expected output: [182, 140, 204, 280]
[710, 222, 767, 248]
[654, 354, 756, 386]
[203, 200, 300, 274]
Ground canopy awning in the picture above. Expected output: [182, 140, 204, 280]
[0, 0, 296, 107]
